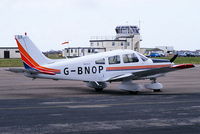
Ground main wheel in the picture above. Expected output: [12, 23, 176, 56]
[153, 89, 162, 92]
[128, 91, 139, 95]
[95, 88, 103, 92]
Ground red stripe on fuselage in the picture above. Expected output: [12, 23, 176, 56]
[106, 64, 172, 71]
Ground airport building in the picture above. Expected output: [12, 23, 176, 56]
[140, 46, 175, 56]
[140, 48, 165, 56]
[90, 25, 141, 51]
[62, 25, 141, 58]
[0, 47, 21, 58]
[62, 47, 106, 58]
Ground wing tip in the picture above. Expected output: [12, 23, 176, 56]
[172, 64, 195, 69]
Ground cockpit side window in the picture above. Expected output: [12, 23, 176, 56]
[138, 53, 148, 61]
[123, 53, 139, 63]
[95, 58, 105, 64]
[108, 55, 121, 64]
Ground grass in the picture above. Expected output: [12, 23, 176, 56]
[0, 57, 200, 67]
[0, 58, 23, 67]
[0, 54, 64, 67]
[154, 57, 200, 64]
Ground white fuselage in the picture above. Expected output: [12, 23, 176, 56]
[30, 50, 172, 82]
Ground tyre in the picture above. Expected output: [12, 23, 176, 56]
[153, 89, 161, 92]
[95, 88, 103, 92]
[128, 91, 139, 94]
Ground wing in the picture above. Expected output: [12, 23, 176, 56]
[108, 64, 195, 82]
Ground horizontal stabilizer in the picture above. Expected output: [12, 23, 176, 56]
[6, 68, 55, 75]
[5, 68, 25, 73]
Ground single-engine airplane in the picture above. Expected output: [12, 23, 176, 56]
[9, 35, 195, 93]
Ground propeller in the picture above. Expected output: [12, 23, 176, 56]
[170, 54, 178, 62]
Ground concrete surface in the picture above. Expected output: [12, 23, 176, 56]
[0, 66, 199, 134]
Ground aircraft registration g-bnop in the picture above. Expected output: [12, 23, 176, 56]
[9, 35, 195, 93]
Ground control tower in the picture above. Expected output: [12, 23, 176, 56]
[115, 25, 140, 38]
[90, 25, 141, 52]
[63, 25, 142, 58]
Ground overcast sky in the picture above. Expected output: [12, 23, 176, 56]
[0, 0, 199, 51]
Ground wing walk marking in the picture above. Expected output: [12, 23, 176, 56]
[16, 39, 60, 74]
[106, 64, 172, 71]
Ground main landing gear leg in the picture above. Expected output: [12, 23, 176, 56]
[144, 78, 163, 92]
[85, 81, 107, 92]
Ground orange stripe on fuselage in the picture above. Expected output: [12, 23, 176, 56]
[106, 64, 171, 71]
[15, 39, 60, 73]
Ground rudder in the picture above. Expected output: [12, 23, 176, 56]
[15, 35, 52, 65]
[15, 35, 60, 74]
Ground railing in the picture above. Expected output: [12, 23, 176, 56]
[90, 36, 116, 40]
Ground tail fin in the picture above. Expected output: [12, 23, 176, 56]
[15, 35, 52, 65]
[15, 35, 60, 75]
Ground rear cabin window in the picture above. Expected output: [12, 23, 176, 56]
[95, 58, 105, 64]
[108, 55, 121, 64]
[123, 53, 139, 63]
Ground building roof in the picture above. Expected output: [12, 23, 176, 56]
[90, 39, 126, 42]
[64, 47, 106, 50]
[143, 48, 164, 51]
[0, 47, 18, 49]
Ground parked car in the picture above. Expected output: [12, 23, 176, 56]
[194, 52, 200, 57]
[149, 53, 161, 57]
[185, 52, 196, 57]
[177, 52, 187, 57]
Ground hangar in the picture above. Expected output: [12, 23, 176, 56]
[0, 47, 21, 58]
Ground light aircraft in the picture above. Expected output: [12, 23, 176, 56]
[9, 35, 195, 93]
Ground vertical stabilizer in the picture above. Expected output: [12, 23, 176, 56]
[15, 35, 52, 65]
[15, 35, 60, 75]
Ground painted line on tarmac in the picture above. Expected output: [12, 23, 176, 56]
[0, 100, 200, 110]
